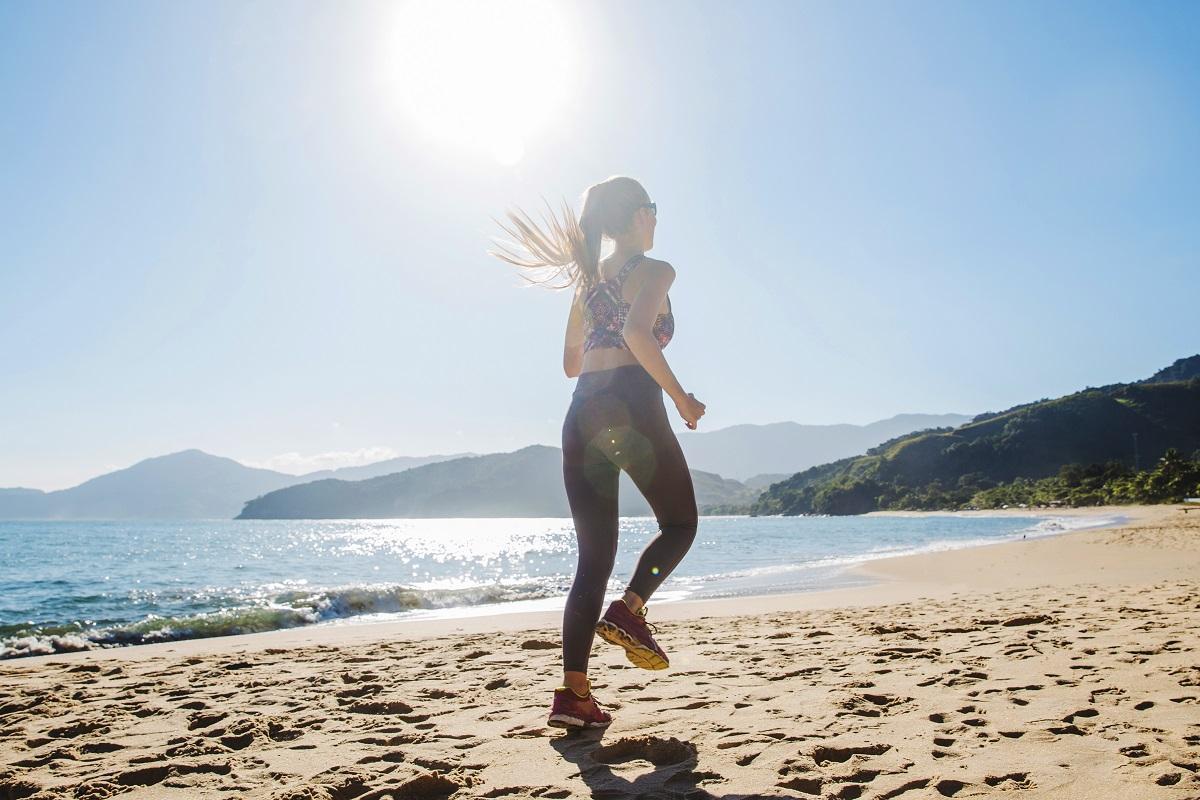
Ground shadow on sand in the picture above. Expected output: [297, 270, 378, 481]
[549, 727, 797, 799]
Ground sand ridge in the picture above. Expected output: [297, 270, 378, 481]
[2, 506, 1198, 799]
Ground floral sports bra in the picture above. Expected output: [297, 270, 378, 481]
[581, 253, 674, 353]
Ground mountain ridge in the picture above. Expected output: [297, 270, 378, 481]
[751, 356, 1200, 516]
[0, 413, 967, 520]
[236, 444, 764, 519]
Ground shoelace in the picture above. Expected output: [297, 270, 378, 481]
[574, 691, 607, 714]
[636, 605, 660, 637]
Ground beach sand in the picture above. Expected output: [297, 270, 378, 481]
[2, 505, 1198, 799]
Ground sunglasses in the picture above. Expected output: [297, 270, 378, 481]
[640, 201, 657, 217]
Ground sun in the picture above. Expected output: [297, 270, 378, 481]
[384, 0, 575, 166]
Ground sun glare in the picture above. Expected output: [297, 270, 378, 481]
[385, 0, 574, 165]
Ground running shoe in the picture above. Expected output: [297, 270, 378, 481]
[595, 598, 670, 670]
[547, 685, 613, 730]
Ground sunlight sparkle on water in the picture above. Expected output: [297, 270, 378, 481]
[327, 518, 573, 562]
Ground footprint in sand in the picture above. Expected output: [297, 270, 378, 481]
[278, 765, 461, 800]
[777, 743, 903, 798]
[47, 719, 110, 739]
[1062, 708, 1099, 723]
[984, 771, 1034, 789]
[336, 684, 384, 702]
[1046, 724, 1087, 736]
[1120, 743, 1150, 759]
[519, 639, 557, 650]
[592, 735, 697, 766]
[933, 778, 970, 796]
[345, 699, 415, 715]
[810, 743, 892, 765]
[836, 693, 913, 718]
[1088, 686, 1125, 704]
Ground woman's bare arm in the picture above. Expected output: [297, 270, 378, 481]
[563, 283, 585, 378]
[622, 260, 687, 404]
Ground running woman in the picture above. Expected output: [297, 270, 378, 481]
[490, 175, 706, 730]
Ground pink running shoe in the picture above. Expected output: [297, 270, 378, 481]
[595, 598, 670, 670]
[547, 685, 613, 730]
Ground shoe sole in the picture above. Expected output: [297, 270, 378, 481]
[595, 619, 669, 670]
[547, 713, 611, 729]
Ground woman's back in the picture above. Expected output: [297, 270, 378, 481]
[580, 253, 673, 372]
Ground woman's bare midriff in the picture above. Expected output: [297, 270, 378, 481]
[579, 347, 642, 374]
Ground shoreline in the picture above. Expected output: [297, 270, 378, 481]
[0, 505, 1167, 668]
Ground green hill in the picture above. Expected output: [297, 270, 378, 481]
[237, 444, 764, 519]
[751, 358, 1200, 516]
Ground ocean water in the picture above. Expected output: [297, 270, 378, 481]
[0, 514, 1117, 659]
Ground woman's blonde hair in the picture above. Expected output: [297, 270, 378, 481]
[488, 175, 650, 292]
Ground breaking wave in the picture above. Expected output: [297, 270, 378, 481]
[0, 579, 562, 659]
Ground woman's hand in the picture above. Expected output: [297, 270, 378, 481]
[674, 392, 706, 430]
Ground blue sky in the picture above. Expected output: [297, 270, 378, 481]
[2, 0, 1196, 490]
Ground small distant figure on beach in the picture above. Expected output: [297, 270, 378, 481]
[490, 175, 706, 730]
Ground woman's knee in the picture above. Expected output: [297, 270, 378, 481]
[660, 514, 698, 542]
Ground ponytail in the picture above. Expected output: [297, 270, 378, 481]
[489, 176, 648, 293]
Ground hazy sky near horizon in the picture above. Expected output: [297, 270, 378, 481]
[2, 0, 1197, 490]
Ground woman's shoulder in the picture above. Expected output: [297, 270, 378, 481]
[636, 256, 675, 282]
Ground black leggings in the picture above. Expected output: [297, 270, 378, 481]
[560, 363, 699, 674]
